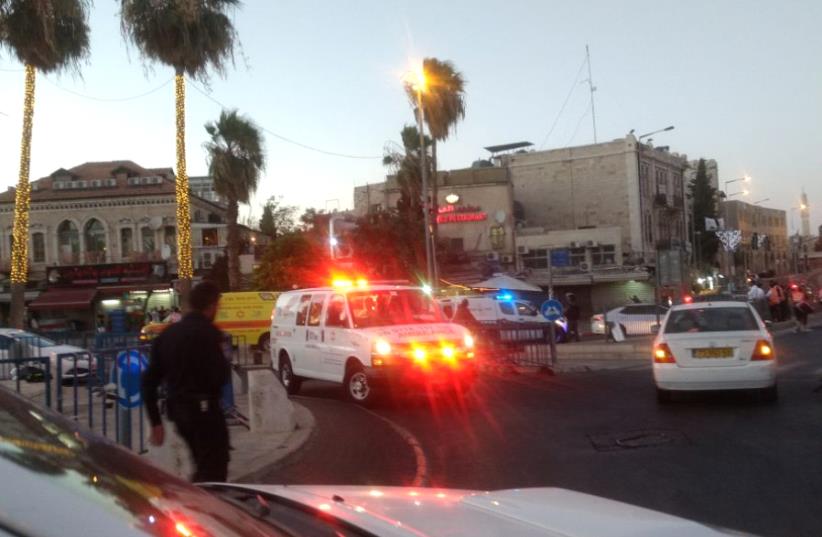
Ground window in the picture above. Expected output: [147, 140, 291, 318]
[32, 232, 45, 263]
[591, 245, 616, 266]
[307, 295, 326, 327]
[639, 162, 650, 196]
[515, 302, 538, 317]
[57, 220, 80, 263]
[655, 168, 668, 195]
[522, 248, 548, 269]
[141, 227, 155, 253]
[202, 228, 219, 246]
[673, 172, 683, 195]
[348, 290, 442, 328]
[665, 307, 758, 333]
[645, 213, 653, 243]
[570, 247, 586, 266]
[498, 302, 515, 315]
[203, 252, 213, 268]
[84, 219, 107, 262]
[164, 226, 177, 255]
[120, 228, 133, 259]
[295, 295, 312, 326]
[325, 295, 349, 328]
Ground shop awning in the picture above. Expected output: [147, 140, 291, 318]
[29, 288, 98, 310]
[97, 283, 173, 295]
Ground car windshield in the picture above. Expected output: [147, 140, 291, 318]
[664, 307, 759, 334]
[348, 289, 443, 328]
[11, 334, 56, 348]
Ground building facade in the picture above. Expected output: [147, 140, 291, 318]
[0, 161, 229, 283]
[188, 175, 226, 207]
[722, 200, 789, 276]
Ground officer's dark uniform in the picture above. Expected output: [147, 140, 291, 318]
[142, 311, 230, 482]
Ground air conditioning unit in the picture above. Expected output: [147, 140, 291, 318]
[31, 183, 39, 191]
[501, 255, 514, 264]
[151, 176, 162, 184]
[517, 246, 529, 254]
[586, 240, 598, 247]
[570, 241, 580, 248]
[92, 180, 102, 187]
[53, 182, 63, 190]
[486, 252, 500, 261]
[127, 177, 139, 186]
[579, 262, 590, 271]
[107, 178, 117, 187]
[142, 177, 151, 185]
[77, 181, 87, 188]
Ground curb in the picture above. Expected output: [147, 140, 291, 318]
[231, 402, 316, 483]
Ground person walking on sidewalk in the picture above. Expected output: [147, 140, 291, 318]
[767, 281, 784, 322]
[565, 293, 581, 342]
[142, 281, 231, 482]
[790, 285, 812, 332]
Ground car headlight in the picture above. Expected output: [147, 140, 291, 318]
[374, 339, 392, 356]
[464, 334, 475, 349]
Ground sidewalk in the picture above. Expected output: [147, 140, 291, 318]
[143, 392, 315, 483]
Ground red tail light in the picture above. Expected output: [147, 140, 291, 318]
[751, 340, 774, 361]
[653, 343, 676, 363]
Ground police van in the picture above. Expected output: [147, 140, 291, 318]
[270, 281, 477, 404]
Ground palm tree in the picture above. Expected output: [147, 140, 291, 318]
[204, 110, 266, 291]
[404, 58, 466, 283]
[0, 0, 90, 328]
[120, 0, 239, 302]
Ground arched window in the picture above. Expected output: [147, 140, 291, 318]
[141, 226, 155, 255]
[57, 220, 80, 264]
[32, 232, 45, 263]
[120, 228, 134, 260]
[84, 219, 106, 263]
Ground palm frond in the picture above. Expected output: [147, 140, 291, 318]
[204, 109, 266, 205]
[0, 0, 90, 74]
[404, 57, 467, 142]
[120, 0, 238, 79]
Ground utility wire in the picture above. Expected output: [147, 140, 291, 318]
[539, 56, 588, 150]
[566, 106, 590, 146]
[41, 76, 173, 102]
[187, 79, 382, 160]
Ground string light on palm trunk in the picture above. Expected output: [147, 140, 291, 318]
[11, 65, 36, 284]
[174, 73, 193, 280]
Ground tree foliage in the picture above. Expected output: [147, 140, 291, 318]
[383, 125, 431, 222]
[260, 197, 297, 239]
[404, 58, 466, 142]
[349, 210, 425, 281]
[688, 158, 720, 267]
[119, 0, 238, 78]
[254, 232, 327, 291]
[204, 109, 266, 290]
[0, 0, 90, 73]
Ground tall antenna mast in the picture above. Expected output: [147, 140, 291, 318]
[586, 44, 598, 143]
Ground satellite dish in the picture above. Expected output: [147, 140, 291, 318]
[495, 210, 506, 224]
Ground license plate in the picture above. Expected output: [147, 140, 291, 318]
[692, 347, 733, 359]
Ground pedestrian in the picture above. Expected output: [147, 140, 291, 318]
[790, 285, 812, 332]
[142, 281, 231, 482]
[96, 314, 107, 334]
[452, 299, 478, 328]
[565, 293, 581, 342]
[747, 282, 767, 321]
[767, 282, 784, 322]
[164, 306, 182, 323]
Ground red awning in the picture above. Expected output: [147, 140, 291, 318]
[28, 288, 98, 310]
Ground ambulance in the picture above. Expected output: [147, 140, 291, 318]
[270, 280, 477, 404]
[139, 291, 279, 351]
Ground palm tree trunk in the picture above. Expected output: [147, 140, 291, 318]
[431, 139, 440, 285]
[226, 199, 240, 290]
[10, 65, 36, 329]
[174, 68, 194, 309]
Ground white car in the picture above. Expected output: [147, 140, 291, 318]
[652, 301, 777, 403]
[0, 329, 94, 383]
[591, 303, 668, 336]
[0, 386, 746, 536]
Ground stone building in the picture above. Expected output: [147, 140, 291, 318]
[0, 160, 228, 284]
[722, 200, 788, 276]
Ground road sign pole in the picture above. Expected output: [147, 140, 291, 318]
[540, 298, 564, 370]
[547, 248, 554, 298]
[548, 323, 557, 368]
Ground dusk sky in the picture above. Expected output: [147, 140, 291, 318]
[0, 0, 819, 231]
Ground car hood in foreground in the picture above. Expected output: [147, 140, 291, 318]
[227, 484, 750, 537]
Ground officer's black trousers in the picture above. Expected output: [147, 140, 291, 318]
[169, 399, 230, 482]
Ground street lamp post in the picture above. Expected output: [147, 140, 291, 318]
[635, 125, 674, 327]
[411, 73, 434, 286]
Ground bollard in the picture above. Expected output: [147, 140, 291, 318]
[247, 369, 296, 434]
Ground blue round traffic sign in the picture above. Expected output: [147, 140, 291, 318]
[540, 299, 564, 321]
[110, 350, 149, 409]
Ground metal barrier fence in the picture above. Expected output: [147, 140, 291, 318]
[472, 323, 554, 368]
[0, 345, 152, 454]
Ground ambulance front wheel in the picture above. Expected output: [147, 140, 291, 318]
[278, 354, 302, 395]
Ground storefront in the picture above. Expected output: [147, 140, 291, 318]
[28, 262, 172, 333]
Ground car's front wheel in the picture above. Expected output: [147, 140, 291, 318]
[344, 362, 375, 405]
[278, 355, 302, 395]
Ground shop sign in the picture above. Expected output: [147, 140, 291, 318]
[436, 204, 487, 224]
[47, 262, 168, 287]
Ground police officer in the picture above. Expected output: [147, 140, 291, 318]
[142, 280, 230, 482]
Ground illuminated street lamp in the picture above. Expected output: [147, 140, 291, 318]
[724, 175, 751, 197]
[727, 189, 749, 198]
[753, 198, 770, 205]
[404, 65, 434, 285]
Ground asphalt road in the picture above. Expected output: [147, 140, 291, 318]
[259, 328, 822, 537]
